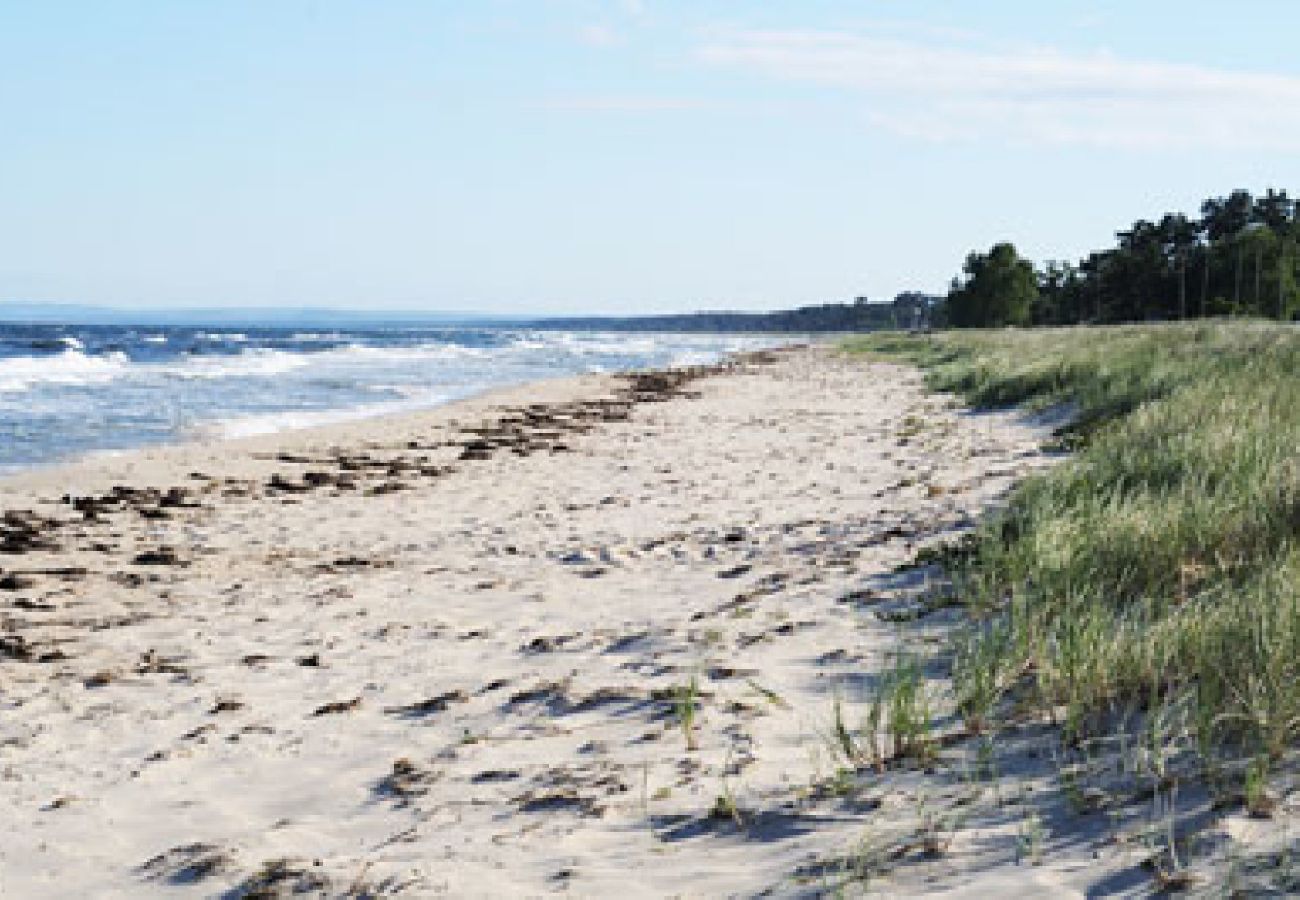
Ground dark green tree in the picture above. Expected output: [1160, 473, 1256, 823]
[1201, 190, 1254, 242]
[1028, 187, 1298, 324]
[1253, 188, 1294, 232]
[947, 242, 1038, 328]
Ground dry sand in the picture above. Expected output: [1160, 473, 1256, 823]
[0, 346, 1162, 897]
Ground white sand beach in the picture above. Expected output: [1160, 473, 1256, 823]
[1, 346, 1095, 896]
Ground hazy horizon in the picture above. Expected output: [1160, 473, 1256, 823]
[4, 1, 1298, 314]
[0, 296, 916, 323]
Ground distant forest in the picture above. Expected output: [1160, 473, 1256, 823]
[536, 292, 939, 333]
[948, 188, 1300, 328]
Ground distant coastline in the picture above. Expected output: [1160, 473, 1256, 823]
[0, 292, 940, 333]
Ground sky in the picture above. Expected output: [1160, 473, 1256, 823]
[2, 1, 1298, 315]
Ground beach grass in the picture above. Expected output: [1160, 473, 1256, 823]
[845, 321, 1300, 782]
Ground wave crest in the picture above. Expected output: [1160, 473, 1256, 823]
[0, 349, 130, 392]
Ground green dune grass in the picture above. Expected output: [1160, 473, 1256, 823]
[846, 321, 1300, 775]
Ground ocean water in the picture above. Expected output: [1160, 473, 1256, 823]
[0, 323, 786, 474]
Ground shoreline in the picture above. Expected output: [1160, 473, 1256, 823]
[0, 328, 794, 488]
[0, 342, 809, 499]
[0, 367, 616, 499]
[1, 345, 1073, 896]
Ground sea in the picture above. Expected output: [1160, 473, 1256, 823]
[0, 323, 787, 475]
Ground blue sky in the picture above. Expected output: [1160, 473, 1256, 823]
[2, 1, 1298, 314]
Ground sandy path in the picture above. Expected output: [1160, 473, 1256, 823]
[0, 347, 1057, 897]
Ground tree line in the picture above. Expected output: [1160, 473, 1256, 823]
[535, 292, 939, 333]
[946, 188, 1300, 328]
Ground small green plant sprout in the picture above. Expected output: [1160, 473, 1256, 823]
[829, 690, 864, 767]
[1016, 810, 1046, 866]
[1151, 864, 1199, 894]
[1145, 787, 1200, 895]
[1058, 763, 1089, 815]
[915, 792, 958, 858]
[1151, 778, 1185, 877]
[951, 622, 1011, 736]
[675, 675, 701, 751]
[864, 676, 885, 771]
[857, 653, 936, 770]
[709, 792, 740, 824]
[845, 829, 885, 892]
[1243, 755, 1277, 819]
[745, 678, 791, 711]
[876, 652, 936, 764]
[710, 750, 745, 827]
[975, 734, 999, 784]
[828, 767, 856, 798]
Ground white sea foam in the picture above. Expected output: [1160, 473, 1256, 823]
[551, 333, 662, 356]
[0, 341, 493, 395]
[194, 331, 249, 342]
[201, 390, 452, 439]
[163, 348, 312, 380]
[0, 333, 778, 397]
[288, 332, 350, 342]
[0, 349, 131, 392]
[668, 350, 718, 367]
[332, 342, 489, 361]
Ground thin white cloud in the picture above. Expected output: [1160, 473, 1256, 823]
[697, 29, 1300, 149]
[577, 23, 622, 47]
[539, 95, 713, 113]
